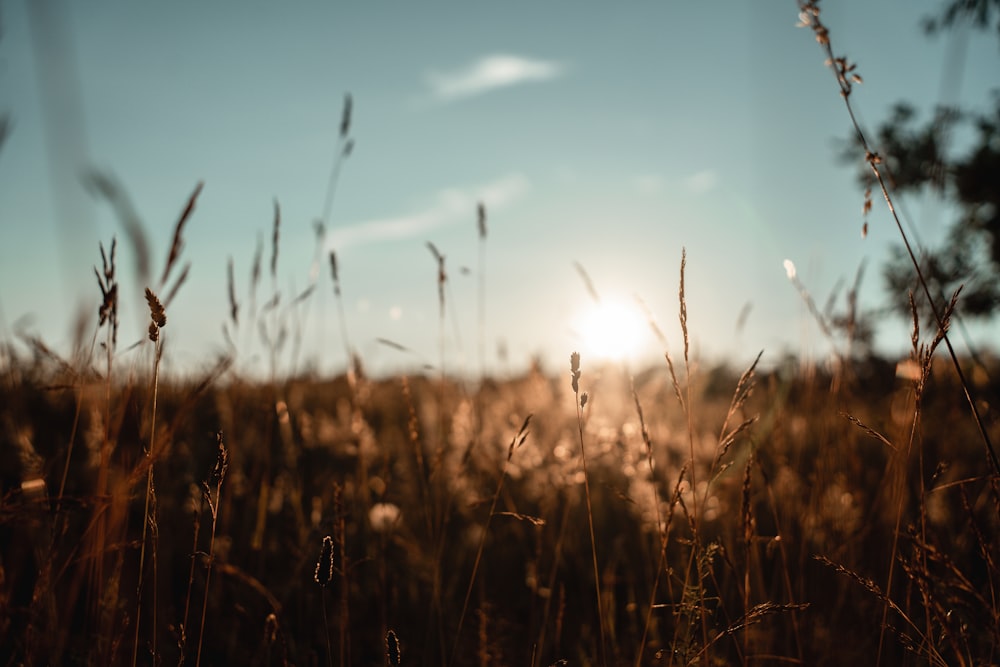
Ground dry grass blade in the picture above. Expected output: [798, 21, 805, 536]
[812, 554, 932, 651]
[783, 259, 837, 344]
[741, 449, 754, 559]
[451, 414, 533, 666]
[635, 295, 685, 410]
[679, 248, 689, 365]
[507, 413, 532, 460]
[426, 241, 444, 264]
[712, 351, 762, 472]
[715, 417, 757, 470]
[426, 242, 446, 317]
[227, 257, 238, 325]
[0, 113, 10, 152]
[631, 375, 671, 667]
[729, 351, 762, 414]
[719, 602, 810, 638]
[250, 233, 263, 295]
[321, 92, 354, 228]
[568, 352, 607, 667]
[958, 485, 998, 577]
[376, 337, 410, 353]
[162, 262, 189, 309]
[292, 284, 316, 305]
[841, 412, 896, 451]
[493, 511, 545, 526]
[160, 181, 203, 287]
[84, 170, 152, 288]
[270, 199, 281, 281]
[630, 380, 653, 460]
[572, 261, 601, 304]
[339, 93, 352, 139]
[905, 528, 995, 615]
[329, 251, 341, 296]
[735, 301, 752, 334]
[195, 432, 229, 667]
[261, 293, 281, 313]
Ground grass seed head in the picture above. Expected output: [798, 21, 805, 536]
[209, 431, 229, 487]
[314, 535, 334, 587]
[145, 287, 166, 341]
[270, 199, 281, 280]
[570, 352, 581, 393]
[340, 93, 352, 139]
[385, 629, 401, 666]
[95, 238, 120, 344]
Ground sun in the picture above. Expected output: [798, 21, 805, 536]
[574, 298, 646, 363]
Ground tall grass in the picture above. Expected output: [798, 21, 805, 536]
[1, 276, 997, 664]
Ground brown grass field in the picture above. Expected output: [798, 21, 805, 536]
[2, 3, 999, 666]
[3, 255, 998, 666]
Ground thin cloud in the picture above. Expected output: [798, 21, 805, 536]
[426, 54, 565, 102]
[328, 174, 529, 251]
[682, 169, 718, 195]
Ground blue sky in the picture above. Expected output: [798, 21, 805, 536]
[1, 1, 998, 378]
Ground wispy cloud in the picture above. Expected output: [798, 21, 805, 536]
[682, 169, 718, 195]
[425, 54, 565, 102]
[328, 174, 529, 251]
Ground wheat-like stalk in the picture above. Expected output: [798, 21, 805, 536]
[569, 352, 607, 667]
[132, 286, 167, 667]
[194, 432, 228, 667]
[315, 534, 335, 667]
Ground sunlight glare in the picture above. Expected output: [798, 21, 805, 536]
[575, 298, 646, 363]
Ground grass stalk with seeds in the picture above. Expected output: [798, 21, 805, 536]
[328, 251, 356, 386]
[302, 93, 354, 377]
[315, 535, 336, 667]
[798, 5, 999, 663]
[333, 484, 351, 667]
[631, 378, 671, 667]
[671, 248, 713, 660]
[131, 286, 166, 667]
[179, 486, 202, 659]
[320, 94, 354, 234]
[476, 201, 487, 380]
[195, 432, 228, 667]
[90, 239, 121, 657]
[450, 414, 532, 666]
[570, 352, 607, 667]
[796, 0, 999, 478]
